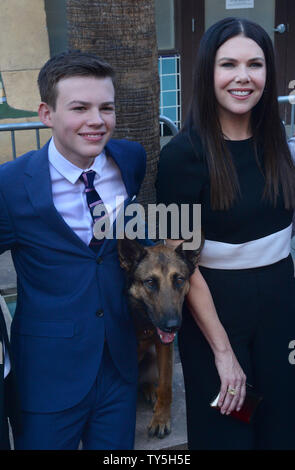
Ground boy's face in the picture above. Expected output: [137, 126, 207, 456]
[39, 75, 116, 169]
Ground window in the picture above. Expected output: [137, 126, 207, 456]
[159, 55, 181, 134]
[155, 1, 181, 134]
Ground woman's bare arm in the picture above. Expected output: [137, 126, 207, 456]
[167, 239, 246, 414]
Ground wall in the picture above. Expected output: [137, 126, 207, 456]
[0, 0, 52, 162]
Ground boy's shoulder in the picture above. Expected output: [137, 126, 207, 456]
[106, 138, 146, 173]
[107, 138, 145, 155]
[0, 149, 37, 177]
[0, 142, 49, 187]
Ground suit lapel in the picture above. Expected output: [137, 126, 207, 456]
[23, 142, 95, 255]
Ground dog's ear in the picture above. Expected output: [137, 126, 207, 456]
[117, 238, 147, 272]
[152, 239, 165, 246]
[175, 234, 204, 272]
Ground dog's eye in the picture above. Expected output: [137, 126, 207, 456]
[143, 279, 157, 290]
[175, 276, 185, 287]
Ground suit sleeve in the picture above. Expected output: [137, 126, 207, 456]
[0, 185, 17, 253]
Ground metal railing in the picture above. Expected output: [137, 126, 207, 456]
[159, 114, 179, 136]
[0, 121, 46, 160]
[0, 116, 179, 160]
[278, 95, 295, 137]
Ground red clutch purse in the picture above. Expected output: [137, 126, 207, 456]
[210, 383, 263, 424]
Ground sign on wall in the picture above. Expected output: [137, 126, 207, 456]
[226, 0, 254, 9]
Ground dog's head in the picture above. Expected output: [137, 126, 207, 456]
[118, 239, 203, 344]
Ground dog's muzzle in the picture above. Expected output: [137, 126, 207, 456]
[156, 317, 181, 344]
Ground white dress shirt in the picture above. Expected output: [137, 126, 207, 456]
[48, 138, 128, 245]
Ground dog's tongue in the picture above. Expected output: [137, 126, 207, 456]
[156, 328, 176, 344]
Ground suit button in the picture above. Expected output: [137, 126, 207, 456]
[96, 309, 104, 317]
[96, 256, 103, 264]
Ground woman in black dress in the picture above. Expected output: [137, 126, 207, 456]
[156, 17, 295, 450]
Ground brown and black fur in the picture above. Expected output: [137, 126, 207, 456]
[118, 239, 203, 438]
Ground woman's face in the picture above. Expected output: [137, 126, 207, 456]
[214, 35, 267, 124]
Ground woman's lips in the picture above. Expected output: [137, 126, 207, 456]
[228, 89, 253, 100]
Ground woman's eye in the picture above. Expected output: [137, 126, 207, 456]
[221, 62, 234, 68]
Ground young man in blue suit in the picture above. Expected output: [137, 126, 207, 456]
[0, 51, 147, 449]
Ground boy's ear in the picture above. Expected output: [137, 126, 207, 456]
[38, 102, 53, 127]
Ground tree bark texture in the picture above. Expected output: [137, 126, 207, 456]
[66, 0, 160, 206]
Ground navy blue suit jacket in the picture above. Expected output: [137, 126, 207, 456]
[0, 139, 147, 413]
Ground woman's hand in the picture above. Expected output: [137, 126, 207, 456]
[183, 265, 247, 416]
[214, 349, 246, 415]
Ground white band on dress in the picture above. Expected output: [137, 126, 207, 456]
[199, 224, 292, 270]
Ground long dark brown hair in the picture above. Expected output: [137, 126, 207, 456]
[184, 17, 295, 210]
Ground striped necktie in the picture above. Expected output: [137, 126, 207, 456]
[80, 170, 106, 252]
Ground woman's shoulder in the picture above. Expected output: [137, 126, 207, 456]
[156, 128, 206, 205]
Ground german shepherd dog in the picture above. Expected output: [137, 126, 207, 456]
[118, 239, 203, 438]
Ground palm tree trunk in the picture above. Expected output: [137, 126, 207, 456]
[66, 0, 160, 206]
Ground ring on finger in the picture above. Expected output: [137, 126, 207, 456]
[227, 386, 237, 396]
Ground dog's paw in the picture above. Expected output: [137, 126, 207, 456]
[141, 383, 157, 405]
[148, 415, 171, 439]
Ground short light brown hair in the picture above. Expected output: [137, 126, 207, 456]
[38, 50, 115, 110]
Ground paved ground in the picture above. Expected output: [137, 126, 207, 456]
[135, 361, 188, 450]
